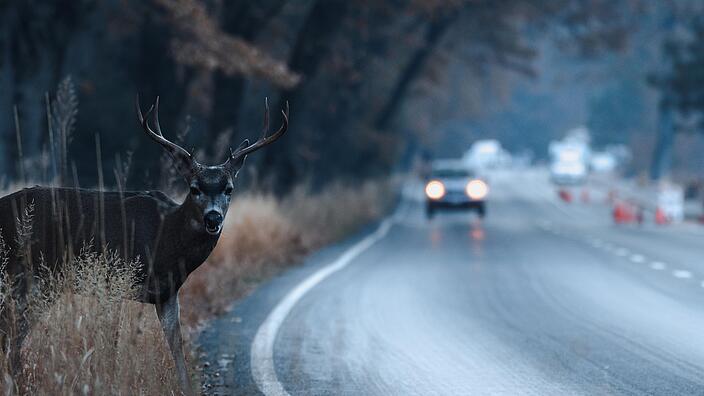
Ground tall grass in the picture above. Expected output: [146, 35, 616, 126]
[0, 239, 182, 394]
[24, 250, 182, 395]
[180, 179, 393, 325]
[0, 179, 392, 393]
[1, 77, 394, 393]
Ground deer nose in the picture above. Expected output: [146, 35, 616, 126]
[204, 211, 223, 234]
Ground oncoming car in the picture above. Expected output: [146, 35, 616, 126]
[424, 160, 488, 219]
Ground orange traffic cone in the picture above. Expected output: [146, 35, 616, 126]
[655, 207, 669, 225]
[613, 202, 626, 223]
[558, 189, 572, 203]
[613, 201, 636, 224]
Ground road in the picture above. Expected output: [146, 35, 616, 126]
[200, 169, 704, 395]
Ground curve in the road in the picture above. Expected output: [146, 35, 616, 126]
[250, 215, 396, 396]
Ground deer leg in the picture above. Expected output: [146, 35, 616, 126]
[156, 294, 193, 395]
[9, 304, 29, 382]
[1, 276, 29, 385]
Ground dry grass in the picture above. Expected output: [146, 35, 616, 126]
[0, 77, 397, 393]
[22, 298, 181, 395]
[180, 179, 392, 326]
[0, 245, 182, 395]
[0, 179, 392, 394]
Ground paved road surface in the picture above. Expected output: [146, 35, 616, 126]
[200, 169, 704, 395]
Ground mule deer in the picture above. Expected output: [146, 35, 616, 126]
[0, 96, 288, 394]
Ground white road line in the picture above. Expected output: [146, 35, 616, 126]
[586, 236, 602, 247]
[629, 254, 645, 264]
[650, 261, 666, 270]
[673, 270, 692, 279]
[250, 216, 395, 396]
[700, 280, 704, 288]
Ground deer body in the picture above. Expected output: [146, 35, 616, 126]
[0, 186, 218, 304]
[0, 97, 289, 394]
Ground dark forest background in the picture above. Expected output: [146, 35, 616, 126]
[1, 0, 704, 192]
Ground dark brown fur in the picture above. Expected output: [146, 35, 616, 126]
[0, 186, 218, 305]
[0, 97, 288, 394]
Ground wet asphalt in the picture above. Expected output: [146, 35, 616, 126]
[200, 169, 704, 395]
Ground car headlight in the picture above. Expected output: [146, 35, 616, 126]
[466, 179, 488, 200]
[425, 180, 446, 200]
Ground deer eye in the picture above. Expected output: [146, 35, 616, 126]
[190, 186, 201, 196]
[224, 186, 233, 196]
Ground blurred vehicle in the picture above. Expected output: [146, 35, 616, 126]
[605, 144, 632, 167]
[549, 137, 590, 185]
[550, 152, 588, 184]
[590, 151, 617, 173]
[657, 183, 684, 223]
[462, 139, 511, 169]
[424, 160, 488, 219]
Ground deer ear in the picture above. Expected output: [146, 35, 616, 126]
[231, 155, 247, 177]
[227, 139, 250, 177]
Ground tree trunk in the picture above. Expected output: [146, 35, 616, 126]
[208, 0, 289, 149]
[261, 0, 351, 191]
[277, 0, 350, 106]
[649, 105, 675, 180]
[374, 14, 457, 131]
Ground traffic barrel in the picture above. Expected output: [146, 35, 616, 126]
[613, 202, 625, 223]
[655, 207, 670, 225]
[558, 189, 572, 203]
[613, 201, 636, 224]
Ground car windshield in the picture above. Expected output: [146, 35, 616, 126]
[432, 168, 473, 178]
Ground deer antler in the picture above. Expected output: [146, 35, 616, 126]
[230, 98, 289, 162]
[136, 95, 197, 176]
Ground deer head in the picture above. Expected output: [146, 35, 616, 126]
[137, 96, 289, 235]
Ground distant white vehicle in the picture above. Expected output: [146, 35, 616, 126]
[550, 160, 587, 185]
[463, 139, 511, 169]
[549, 139, 589, 185]
[590, 152, 617, 173]
[657, 184, 684, 222]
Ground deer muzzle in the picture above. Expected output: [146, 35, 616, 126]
[204, 211, 224, 235]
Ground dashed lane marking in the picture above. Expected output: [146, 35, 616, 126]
[673, 270, 692, 279]
[615, 248, 630, 257]
[629, 254, 646, 264]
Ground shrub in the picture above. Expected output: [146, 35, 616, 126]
[0, 179, 392, 393]
[0, 242, 181, 394]
[180, 179, 392, 326]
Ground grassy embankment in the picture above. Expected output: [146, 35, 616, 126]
[0, 180, 392, 394]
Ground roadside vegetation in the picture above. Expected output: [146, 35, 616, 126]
[0, 179, 392, 394]
[180, 180, 393, 325]
[0, 75, 393, 393]
[1, 243, 181, 394]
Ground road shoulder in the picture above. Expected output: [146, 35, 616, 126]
[197, 220, 388, 395]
